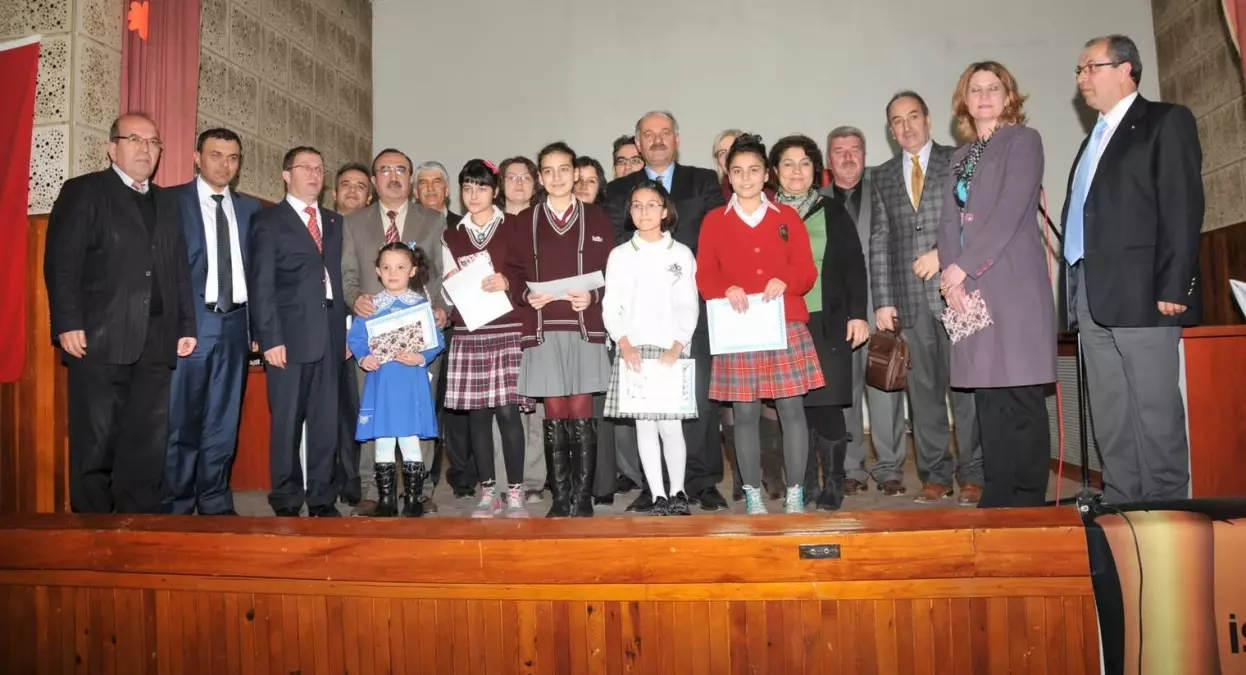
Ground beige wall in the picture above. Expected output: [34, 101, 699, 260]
[1153, 0, 1246, 232]
[197, 0, 373, 205]
[6, 0, 123, 214]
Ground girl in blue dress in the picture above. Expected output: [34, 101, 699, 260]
[347, 242, 444, 517]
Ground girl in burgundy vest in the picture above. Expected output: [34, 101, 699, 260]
[515, 142, 614, 518]
[441, 159, 535, 518]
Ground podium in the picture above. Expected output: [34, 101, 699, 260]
[1182, 325, 1246, 497]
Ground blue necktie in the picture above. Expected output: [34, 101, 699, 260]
[1065, 119, 1108, 265]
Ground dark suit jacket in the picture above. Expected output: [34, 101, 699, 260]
[604, 164, 725, 336]
[44, 168, 195, 366]
[815, 197, 868, 406]
[172, 181, 262, 342]
[1061, 95, 1204, 327]
[247, 200, 348, 364]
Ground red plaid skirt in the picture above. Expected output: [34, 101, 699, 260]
[708, 322, 825, 401]
[445, 331, 534, 411]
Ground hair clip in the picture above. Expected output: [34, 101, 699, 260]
[483, 159, 498, 174]
[406, 240, 420, 250]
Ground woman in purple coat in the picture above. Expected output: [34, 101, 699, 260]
[937, 61, 1057, 508]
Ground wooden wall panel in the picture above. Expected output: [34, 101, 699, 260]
[1198, 220, 1246, 326]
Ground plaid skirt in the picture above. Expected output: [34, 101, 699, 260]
[445, 331, 534, 411]
[603, 344, 697, 421]
[709, 322, 825, 402]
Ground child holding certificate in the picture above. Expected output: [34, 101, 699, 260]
[695, 133, 824, 515]
[441, 159, 535, 518]
[347, 242, 444, 517]
[601, 181, 699, 516]
[516, 142, 615, 518]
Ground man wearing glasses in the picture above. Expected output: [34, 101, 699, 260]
[341, 148, 447, 515]
[611, 135, 644, 179]
[1063, 34, 1203, 503]
[247, 145, 348, 517]
[45, 113, 197, 514]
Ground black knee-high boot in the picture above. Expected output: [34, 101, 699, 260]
[374, 463, 398, 518]
[567, 419, 597, 517]
[402, 461, 425, 517]
[544, 420, 572, 517]
[816, 437, 848, 512]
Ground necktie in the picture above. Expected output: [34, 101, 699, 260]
[131, 180, 145, 193]
[1065, 118, 1109, 265]
[909, 154, 924, 210]
[305, 205, 323, 252]
[385, 210, 399, 244]
[212, 194, 233, 313]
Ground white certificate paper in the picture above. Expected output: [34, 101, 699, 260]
[526, 271, 605, 297]
[443, 257, 513, 331]
[617, 359, 697, 416]
[707, 294, 788, 355]
[365, 302, 441, 350]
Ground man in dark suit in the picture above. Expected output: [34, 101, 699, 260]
[45, 112, 197, 514]
[248, 146, 348, 517]
[162, 128, 261, 515]
[1063, 35, 1203, 503]
[604, 110, 730, 512]
[871, 91, 983, 506]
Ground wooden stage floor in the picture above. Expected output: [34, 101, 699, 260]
[0, 504, 1100, 674]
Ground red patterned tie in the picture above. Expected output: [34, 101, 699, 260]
[305, 205, 323, 252]
[385, 210, 399, 244]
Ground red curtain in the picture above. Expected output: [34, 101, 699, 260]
[0, 37, 40, 383]
[1226, 1, 1244, 70]
[120, 0, 201, 187]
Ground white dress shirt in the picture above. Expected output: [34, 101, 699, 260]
[198, 177, 247, 304]
[112, 164, 148, 193]
[902, 139, 933, 200]
[726, 192, 780, 228]
[601, 231, 699, 350]
[440, 206, 504, 276]
[1086, 91, 1139, 184]
[285, 193, 333, 299]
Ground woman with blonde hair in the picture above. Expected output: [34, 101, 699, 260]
[936, 61, 1056, 508]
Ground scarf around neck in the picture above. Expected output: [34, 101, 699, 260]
[774, 189, 819, 220]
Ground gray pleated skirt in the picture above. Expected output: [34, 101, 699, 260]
[518, 331, 612, 397]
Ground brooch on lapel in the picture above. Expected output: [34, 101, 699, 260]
[779, 224, 789, 241]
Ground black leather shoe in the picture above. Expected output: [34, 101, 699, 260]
[615, 475, 638, 494]
[693, 486, 729, 512]
[453, 487, 476, 499]
[625, 486, 653, 513]
[273, 508, 301, 517]
[307, 504, 341, 517]
[593, 494, 614, 506]
[202, 509, 238, 516]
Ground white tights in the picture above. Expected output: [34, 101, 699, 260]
[375, 436, 421, 464]
[636, 420, 686, 499]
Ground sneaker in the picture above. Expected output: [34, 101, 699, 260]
[668, 491, 692, 516]
[650, 496, 671, 516]
[471, 484, 500, 518]
[784, 486, 805, 513]
[742, 486, 768, 515]
[505, 485, 530, 518]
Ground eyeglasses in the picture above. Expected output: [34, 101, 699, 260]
[290, 164, 325, 176]
[505, 174, 533, 184]
[376, 166, 409, 176]
[713, 149, 728, 160]
[112, 134, 163, 150]
[1074, 61, 1121, 76]
[614, 156, 644, 167]
[629, 201, 663, 213]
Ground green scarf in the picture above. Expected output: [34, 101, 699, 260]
[774, 189, 819, 219]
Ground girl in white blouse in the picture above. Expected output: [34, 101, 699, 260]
[601, 181, 700, 515]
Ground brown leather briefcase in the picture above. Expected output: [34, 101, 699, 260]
[866, 322, 910, 392]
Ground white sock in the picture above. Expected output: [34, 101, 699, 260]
[657, 420, 687, 495]
[636, 420, 666, 499]
[396, 435, 422, 463]
[375, 437, 396, 464]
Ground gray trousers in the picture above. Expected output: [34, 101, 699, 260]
[902, 305, 983, 487]
[519, 403, 548, 491]
[355, 357, 440, 501]
[842, 345, 907, 484]
[1072, 266, 1188, 503]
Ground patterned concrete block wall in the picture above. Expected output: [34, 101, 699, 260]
[6, 0, 123, 214]
[198, 0, 373, 204]
[1153, 0, 1246, 231]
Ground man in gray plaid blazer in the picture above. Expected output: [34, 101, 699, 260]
[869, 91, 983, 505]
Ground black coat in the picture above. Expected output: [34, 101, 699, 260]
[807, 196, 868, 408]
[44, 169, 196, 366]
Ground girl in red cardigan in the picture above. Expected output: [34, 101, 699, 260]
[696, 134, 825, 514]
[516, 142, 615, 518]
